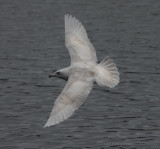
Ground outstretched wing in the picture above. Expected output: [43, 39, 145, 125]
[44, 72, 93, 127]
[65, 14, 97, 64]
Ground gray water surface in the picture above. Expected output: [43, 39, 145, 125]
[0, 0, 160, 149]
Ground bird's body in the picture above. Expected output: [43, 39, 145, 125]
[62, 63, 96, 79]
[44, 14, 119, 127]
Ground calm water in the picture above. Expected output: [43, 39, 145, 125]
[0, 0, 160, 149]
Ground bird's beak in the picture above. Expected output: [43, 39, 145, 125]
[49, 73, 56, 78]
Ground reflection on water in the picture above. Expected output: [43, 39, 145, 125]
[0, 0, 160, 148]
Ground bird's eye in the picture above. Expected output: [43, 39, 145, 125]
[57, 72, 60, 75]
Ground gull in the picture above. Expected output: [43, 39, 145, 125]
[44, 14, 119, 127]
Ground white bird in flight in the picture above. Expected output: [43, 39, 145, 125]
[44, 14, 119, 127]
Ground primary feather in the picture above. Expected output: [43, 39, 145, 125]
[44, 72, 93, 127]
[65, 14, 97, 64]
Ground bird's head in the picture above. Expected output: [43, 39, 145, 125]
[49, 70, 61, 78]
[49, 70, 68, 81]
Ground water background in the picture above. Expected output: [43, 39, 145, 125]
[0, 0, 160, 148]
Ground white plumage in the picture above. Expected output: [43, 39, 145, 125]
[44, 14, 119, 127]
[65, 14, 97, 63]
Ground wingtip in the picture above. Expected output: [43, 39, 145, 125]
[65, 14, 71, 19]
[43, 125, 47, 128]
[65, 14, 77, 21]
[43, 122, 49, 128]
[44, 120, 53, 128]
[44, 119, 53, 128]
[43, 117, 60, 128]
[65, 13, 69, 16]
[43, 123, 51, 128]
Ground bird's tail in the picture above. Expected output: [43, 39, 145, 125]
[95, 56, 119, 88]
